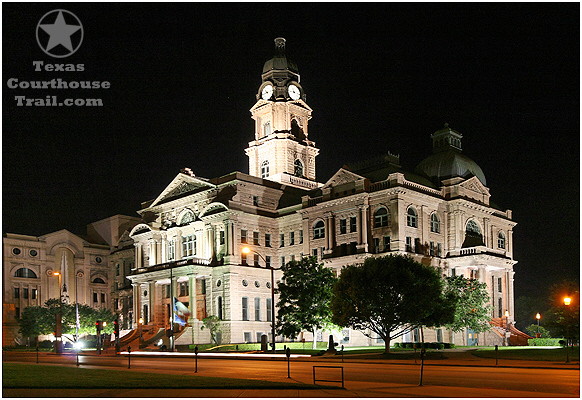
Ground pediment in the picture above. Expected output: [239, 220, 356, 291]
[149, 172, 216, 208]
[323, 168, 366, 188]
[459, 176, 490, 196]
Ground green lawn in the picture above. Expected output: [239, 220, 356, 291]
[2, 363, 316, 389]
[471, 346, 580, 361]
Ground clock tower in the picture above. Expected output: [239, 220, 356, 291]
[246, 38, 321, 190]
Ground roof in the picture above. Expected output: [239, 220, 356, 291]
[414, 150, 487, 186]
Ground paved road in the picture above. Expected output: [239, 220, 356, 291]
[4, 351, 580, 397]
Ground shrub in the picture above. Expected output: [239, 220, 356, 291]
[558, 339, 567, 347]
[393, 342, 401, 348]
[38, 340, 53, 349]
[528, 338, 563, 346]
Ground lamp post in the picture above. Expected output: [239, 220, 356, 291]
[535, 313, 541, 337]
[563, 297, 571, 363]
[53, 272, 63, 354]
[242, 247, 276, 353]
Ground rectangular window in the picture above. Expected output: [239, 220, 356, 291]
[253, 195, 259, 206]
[312, 248, 318, 258]
[116, 263, 120, 276]
[321, 247, 325, 257]
[498, 297, 503, 318]
[414, 238, 421, 254]
[254, 254, 260, 267]
[101, 293, 106, 304]
[31, 288, 37, 300]
[451, 268, 456, 277]
[265, 233, 271, 247]
[14, 287, 19, 299]
[219, 230, 225, 245]
[179, 282, 189, 297]
[437, 329, 443, 343]
[405, 237, 412, 252]
[253, 231, 260, 245]
[373, 237, 380, 253]
[299, 230, 303, 244]
[168, 240, 175, 261]
[241, 230, 247, 244]
[350, 217, 357, 233]
[182, 235, 195, 257]
[241, 252, 248, 266]
[15, 307, 20, 319]
[437, 243, 442, 257]
[201, 278, 206, 294]
[255, 297, 261, 321]
[290, 254, 295, 262]
[280, 233, 285, 247]
[244, 332, 251, 343]
[266, 298, 272, 322]
[164, 284, 171, 298]
[23, 288, 29, 299]
[340, 219, 347, 234]
[430, 241, 435, 256]
[383, 236, 390, 252]
[266, 256, 271, 268]
[281, 256, 285, 267]
[290, 231, 295, 245]
[256, 332, 263, 343]
[498, 277, 502, 292]
[93, 292, 98, 303]
[341, 328, 350, 344]
[242, 297, 248, 321]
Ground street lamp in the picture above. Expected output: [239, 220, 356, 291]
[536, 313, 541, 337]
[563, 297, 571, 363]
[242, 246, 276, 353]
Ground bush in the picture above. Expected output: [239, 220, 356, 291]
[393, 342, 400, 348]
[38, 340, 53, 349]
[528, 338, 563, 346]
[558, 339, 567, 347]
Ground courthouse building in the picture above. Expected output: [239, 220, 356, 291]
[126, 38, 518, 347]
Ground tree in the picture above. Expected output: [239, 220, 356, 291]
[331, 254, 454, 353]
[443, 276, 492, 344]
[524, 324, 551, 338]
[275, 256, 337, 349]
[545, 279, 579, 341]
[200, 315, 222, 345]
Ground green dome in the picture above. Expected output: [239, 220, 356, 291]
[414, 150, 487, 186]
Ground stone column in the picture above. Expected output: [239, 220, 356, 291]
[149, 281, 156, 325]
[149, 239, 156, 266]
[360, 204, 369, 252]
[135, 244, 142, 270]
[508, 229, 513, 258]
[454, 210, 463, 250]
[421, 205, 428, 249]
[302, 216, 310, 255]
[484, 218, 491, 248]
[132, 283, 141, 328]
[161, 234, 167, 263]
[175, 230, 182, 260]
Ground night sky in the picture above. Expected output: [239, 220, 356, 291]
[3, 4, 579, 305]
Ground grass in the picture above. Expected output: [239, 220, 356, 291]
[471, 346, 580, 361]
[2, 363, 316, 389]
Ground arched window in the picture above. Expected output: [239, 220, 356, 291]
[179, 210, 195, 225]
[294, 159, 304, 177]
[14, 268, 37, 278]
[92, 278, 106, 284]
[466, 220, 481, 235]
[407, 207, 418, 228]
[374, 207, 389, 227]
[263, 122, 271, 137]
[430, 213, 440, 233]
[261, 160, 270, 179]
[498, 231, 506, 249]
[313, 220, 325, 239]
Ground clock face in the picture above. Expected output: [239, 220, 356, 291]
[261, 84, 273, 100]
[288, 84, 300, 100]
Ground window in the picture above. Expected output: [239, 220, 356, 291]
[241, 230, 248, 244]
[437, 329, 443, 343]
[266, 298, 272, 322]
[281, 256, 285, 267]
[244, 332, 251, 343]
[340, 219, 347, 234]
[407, 207, 418, 228]
[93, 292, 98, 303]
[374, 208, 389, 227]
[255, 297, 261, 321]
[242, 297, 248, 321]
[219, 230, 225, 245]
[294, 159, 304, 177]
[261, 160, 270, 178]
[280, 233, 285, 247]
[430, 213, 440, 233]
[15, 307, 20, 319]
[498, 298, 503, 318]
[93, 278, 105, 284]
[217, 296, 223, 320]
[116, 264, 120, 276]
[265, 233, 271, 247]
[405, 237, 412, 252]
[498, 277, 502, 292]
[299, 230, 303, 244]
[253, 195, 259, 206]
[168, 240, 175, 261]
[31, 288, 37, 299]
[466, 220, 481, 235]
[179, 282, 189, 297]
[164, 284, 171, 298]
[14, 287, 19, 299]
[182, 235, 195, 257]
[341, 328, 350, 344]
[313, 220, 325, 239]
[437, 243, 442, 257]
[350, 217, 357, 232]
[23, 288, 29, 299]
[498, 231, 506, 249]
[14, 268, 37, 278]
[263, 122, 271, 137]
[266, 256, 271, 268]
[312, 248, 318, 258]
[383, 236, 390, 252]
[415, 238, 421, 254]
[290, 231, 295, 245]
[373, 238, 380, 253]
[451, 268, 456, 277]
[241, 252, 248, 266]
[430, 241, 435, 256]
[290, 254, 295, 262]
[254, 254, 260, 267]
[256, 332, 264, 343]
[253, 231, 260, 245]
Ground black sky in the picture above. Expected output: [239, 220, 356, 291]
[3, 3, 579, 302]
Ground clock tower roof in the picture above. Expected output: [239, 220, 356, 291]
[262, 37, 299, 78]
